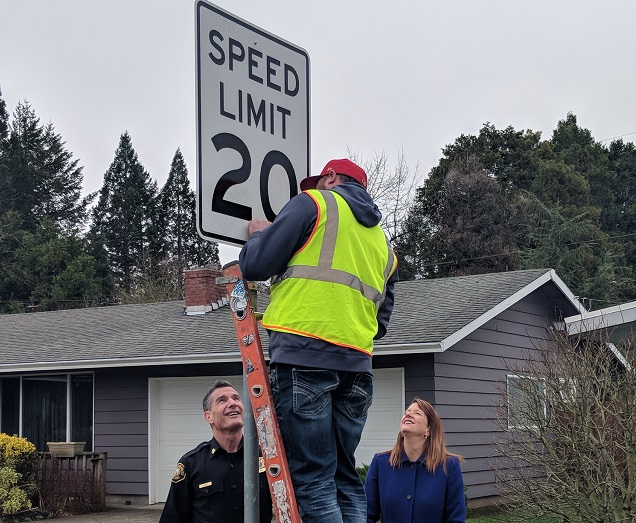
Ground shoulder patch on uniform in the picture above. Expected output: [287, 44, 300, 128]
[259, 457, 266, 473]
[171, 462, 186, 483]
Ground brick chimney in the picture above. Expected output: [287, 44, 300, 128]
[184, 268, 228, 314]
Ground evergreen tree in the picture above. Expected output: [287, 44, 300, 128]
[529, 157, 592, 219]
[518, 192, 610, 304]
[548, 113, 606, 221]
[606, 139, 636, 234]
[395, 157, 524, 279]
[126, 148, 221, 302]
[548, 114, 635, 303]
[396, 116, 633, 306]
[90, 132, 158, 292]
[0, 101, 42, 225]
[0, 94, 105, 312]
[7, 219, 104, 311]
[402, 123, 543, 249]
[393, 195, 437, 280]
[0, 211, 26, 311]
[605, 139, 636, 301]
[35, 122, 93, 231]
[0, 87, 8, 146]
[157, 148, 219, 269]
[0, 100, 91, 231]
[435, 166, 522, 276]
[0, 88, 10, 222]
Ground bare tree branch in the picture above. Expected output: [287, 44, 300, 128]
[347, 148, 421, 243]
[493, 328, 636, 522]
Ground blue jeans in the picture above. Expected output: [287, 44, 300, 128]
[269, 363, 373, 523]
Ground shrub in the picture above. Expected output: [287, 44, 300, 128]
[356, 463, 369, 485]
[0, 467, 32, 515]
[0, 434, 38, 516]
[494, 331, 636, 522]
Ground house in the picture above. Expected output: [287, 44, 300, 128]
[0, 267, 585, 505]
[563, 301, 636, 348]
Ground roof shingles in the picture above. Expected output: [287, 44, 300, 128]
[1, 268, 575, 370]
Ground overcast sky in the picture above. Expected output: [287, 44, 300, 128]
[1, 0, 635, 263]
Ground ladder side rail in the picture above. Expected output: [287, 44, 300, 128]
[219, 262, 302, 523]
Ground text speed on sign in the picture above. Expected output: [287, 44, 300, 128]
[196, 1, 310, 246]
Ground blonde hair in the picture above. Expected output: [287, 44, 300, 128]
[388, 398, 462, 474]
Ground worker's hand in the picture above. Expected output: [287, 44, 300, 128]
[248, 219, 272, 237]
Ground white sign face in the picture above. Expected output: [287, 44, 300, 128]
[196, 1, 310, 246]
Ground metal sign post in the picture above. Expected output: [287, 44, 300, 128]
[218, 262, 301, 522]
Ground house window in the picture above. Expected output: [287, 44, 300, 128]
[23, 376, 67, 451]
[71, 374, 93, 445]
[558, 377, 578, 403]
[0, 374, 93, 452]
[0, 378, 20, 436]
[507, 374, 546, 430]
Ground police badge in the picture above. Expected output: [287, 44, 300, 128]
[171, 462, 186, 483]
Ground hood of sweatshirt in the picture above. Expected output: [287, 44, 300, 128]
[331, 182, 382, 228]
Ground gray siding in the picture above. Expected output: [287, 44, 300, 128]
[94, 362, 243, 498]
[432, 287, 560, 500]
[374, 353, 435, 405]
[94, 370, 149, 496]
[2, 269, 586, 503]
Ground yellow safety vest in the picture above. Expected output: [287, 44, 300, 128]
[262, 189, 397, 355]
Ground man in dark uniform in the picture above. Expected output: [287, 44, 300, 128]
[159, 379, 273, 523]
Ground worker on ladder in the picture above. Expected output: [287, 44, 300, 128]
[239, 158, 398, 523]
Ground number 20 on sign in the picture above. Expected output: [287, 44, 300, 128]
[196, 1, 310, 247]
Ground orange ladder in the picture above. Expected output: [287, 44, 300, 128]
[218, 261, 301, 523]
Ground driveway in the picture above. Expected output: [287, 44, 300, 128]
[58, 504, 163, 523]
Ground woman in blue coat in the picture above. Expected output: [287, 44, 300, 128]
[364, 398, 466, 523]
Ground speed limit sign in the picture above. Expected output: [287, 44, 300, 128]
[195, 1, 310, 246]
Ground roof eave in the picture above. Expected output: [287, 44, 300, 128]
[564, 300, 636, 335]
[0, 352, 243, 374]
[1, 343, 446, 372]
[373, 342, 443, 355]
[441, 269, 585, 352]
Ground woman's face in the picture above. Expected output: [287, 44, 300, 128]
[400, 403, 430, 439]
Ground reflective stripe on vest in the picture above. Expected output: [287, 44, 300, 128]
[271, 191, 395, 308]
[263, 189, 397, 354]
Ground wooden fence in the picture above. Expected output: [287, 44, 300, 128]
[38, 452, 107, 513]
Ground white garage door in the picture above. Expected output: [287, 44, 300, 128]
[355, 368, 404, 467]
[149, 375, 244, 504]
[149, 368, 403, 504]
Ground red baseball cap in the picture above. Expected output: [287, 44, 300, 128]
[299, 159, 368, 191]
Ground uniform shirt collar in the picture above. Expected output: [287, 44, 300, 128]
[209, 436, 244, 458]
